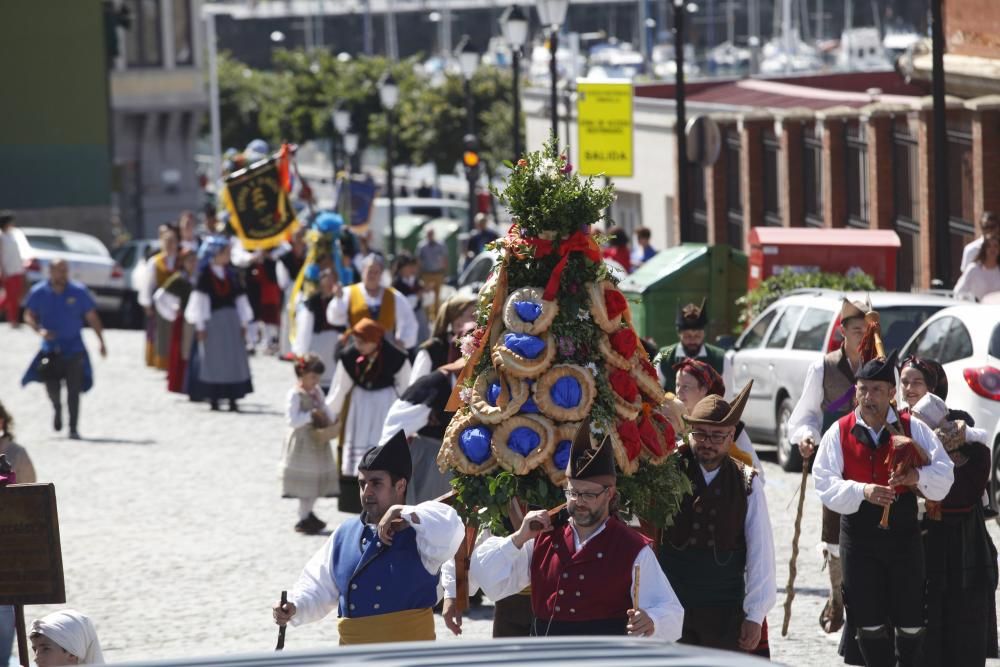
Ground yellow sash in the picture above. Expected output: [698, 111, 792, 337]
[153, 253, 174, 288]
[337, 607, 434, 645]
[347, 284, 396, 332]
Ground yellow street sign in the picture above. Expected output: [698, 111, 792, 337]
[576, 81, 634, 177]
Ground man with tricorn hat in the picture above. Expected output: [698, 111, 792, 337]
[813, 351, 954, 667]
[272, 430, 464, 645]
[471, 420, 684, 639]
[658, 299, 726, 394]
[659, 380, 776, 654]
[789, 297, 869, 633]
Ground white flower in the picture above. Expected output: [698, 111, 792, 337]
[586, 362, 599, 377]
[539, 157, 560, 179]
[576, 309, 591, 321]
[459, 386, 474, 405]
[590, 422, 605, 436]
[460, 333, 479, 357]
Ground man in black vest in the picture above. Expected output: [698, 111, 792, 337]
[659, 381, 776, 653]
[658, 299, 726, 394]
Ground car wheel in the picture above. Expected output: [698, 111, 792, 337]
[775, 397, 803, 472]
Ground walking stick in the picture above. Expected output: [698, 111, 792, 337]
[275, 591, 288, 651]
[781, 452, 813, 637]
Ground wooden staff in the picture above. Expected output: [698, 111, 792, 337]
[528, 502, 568, 531]
[781, 454, 813, 636]
[631, 564, 641, 609]
[275, 591, 287, 651]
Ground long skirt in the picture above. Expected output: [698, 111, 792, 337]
[166, 316, 195, 394]
[280, 425, 339, 499]
[406, 434, 452, 505]
[185, 306, 253, 401]
[153, 311, 172, 370]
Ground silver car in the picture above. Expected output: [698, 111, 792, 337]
[726, 289, 956, 471]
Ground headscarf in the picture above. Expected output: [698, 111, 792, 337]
[673, 358, 726, 398]
[197, 235, 230, 274]
[899, 355, 948, 400]
[31, 610, 104, 664]
[430, 293, 477, 341]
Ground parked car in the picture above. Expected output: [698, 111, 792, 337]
[369, 197, 469, 252]
[14, 227, 127, 317]
[726, 289, 957, 471]
[900, 304, 1000, 508]
[110, 238, 159, 328]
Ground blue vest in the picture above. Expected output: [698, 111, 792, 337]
[331, 519, 440, 618]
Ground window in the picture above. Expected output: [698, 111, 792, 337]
[738, 309, 778, 350]
[766, 306, 803, 349]
[878, 306, 941, 351]
[893, 119, 920, 291]
[725, 129, 743, 248]
[125, 0, 162, 67]
[173, 0, 193, 65]
[846, 122, 869, 228]
[938, 318, 974, 363]
[803, 127, 823, 227]
[762, 129, 781, 226]
[948, 121, 975, 285]
[989, 323, 1000, 358]
[792, 308, 832, 351]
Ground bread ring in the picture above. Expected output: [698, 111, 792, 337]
[587, 281, 629, 333]
[633, 353, 666, 405]
[440, 410, 499, 475]
[534, 364, 596, 422]
[491, 330, 556, 379]
[544, 422, 581, 486]
[492, 414, 556, 475]
[502, 287, 558, 335]
[469, 369, 529, 424]
[607, 423, 640, 476]
[598, 334, 635, 370]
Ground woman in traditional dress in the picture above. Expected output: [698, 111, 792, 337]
[153, 249, 198, 394]
[408, 292, 477, 385]
[898, 355, 999, 666]
[139, 224, 179, 369]
[325, 317, 411, 513]
[279, 353, 339, 535]
[183, 236, 254, 412]
[291, 267, 342, 393]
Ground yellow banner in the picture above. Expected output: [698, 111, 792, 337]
[576, 82, 634, 177]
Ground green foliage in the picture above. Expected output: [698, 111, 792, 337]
[736, 268, 880, 331]
[450, 470, 566, 536]
[495, 143, 615, 238]
[616, 455, 693, 529]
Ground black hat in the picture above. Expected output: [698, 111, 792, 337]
[0, 210, 13, 226]
[566, 418, 616, 486]
[676, 298, 708, 331]
[358, 429, 412, 480]
[856, 349, 899, 385]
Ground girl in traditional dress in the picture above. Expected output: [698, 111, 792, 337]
[153, 249, 198, 394]
[280, 353, 339, 534]
[408, 292, 477, 385]
[325, 317, 411, 513]
[184, 236, 254, 412]
[291, 267, 342, 393]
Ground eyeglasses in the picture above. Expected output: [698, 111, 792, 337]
[689, 431, 731, 445]
[563, 486, 610, 502]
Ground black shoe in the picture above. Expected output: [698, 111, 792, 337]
[210, 400, 220, 411]
[294, 519, 310, 533]
[295, 516, 323, 535]
[54, 412, 62, 432]
[306, 512, 327, 531]
[228, 399, 239, 412]
[68, 430, 81, 440]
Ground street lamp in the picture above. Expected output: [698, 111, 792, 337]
[500, 5, 530, 162]
[673, 0, 696, 239]
[536, 0, 570, 151]
[342, 131, 359, 224]
[457, 36, 480, 231]
[331, 108, 351, 183]
[379, 72, 400, 257]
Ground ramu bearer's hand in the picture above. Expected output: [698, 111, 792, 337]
[272, 600, 296, 626]
[738, 620, 762, 650]
[626, 608, 654, 637]
[512, 509, 551, 549]
[798, 437, 816, 459]
[864, 484, 895, 507]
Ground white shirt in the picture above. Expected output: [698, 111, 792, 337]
[953, 263, 1000, 301]
[324, 357, 412, 419]
[694, 465, 776, 624]
[961, 237, 984, 273]
[470, 519, 685, 641]
[377, 372, 454, 446]
[138, 253, 177, 307]
[813, 407, 955, 515]
[735, 430, 765, 484]
[183, 265, 254, 331]
[326, 285, 419, 349]
[408, 349, 435, 386]
[788, 354, 859, 446]
[0, 229, 24, 276]
[288, 500, 465, 626]
[286, 386, 337, 429]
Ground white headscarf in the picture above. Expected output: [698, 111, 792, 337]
[30, 610, 104, 664]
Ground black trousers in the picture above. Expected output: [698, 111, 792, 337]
[493, 594, 533, 638]
[678, 605, 743, 652]
[44, 353, 84, 430]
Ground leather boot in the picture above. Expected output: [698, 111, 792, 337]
[856, 625, 894, 667]
[820, 554, 845, 633]
[895, 628, 925, 667]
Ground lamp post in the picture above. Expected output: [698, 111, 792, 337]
[331, 107, 351, 186]
[537, 0, 570, 151]
[673, 0, 696, 238]
[342, 131, 359, 224]
[379, 73, 400, 257]
[930, 0, 951, 284]
[500, 5, 529, 162]
[457, 36, 480, 231]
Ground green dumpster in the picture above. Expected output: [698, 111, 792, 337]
[617, 243, 747, 348]
[385, 214, 432, 255]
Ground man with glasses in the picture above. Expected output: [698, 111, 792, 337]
[659, 381, 776, 654]
[471, 420, 684, 639]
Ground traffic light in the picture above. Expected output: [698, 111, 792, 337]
[462, 134, 480, 181]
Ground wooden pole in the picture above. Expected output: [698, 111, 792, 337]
[15, 604, 28, 667]
[781, 456, 812, 636]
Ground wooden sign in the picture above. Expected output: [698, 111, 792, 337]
[0, 483, 65, 605]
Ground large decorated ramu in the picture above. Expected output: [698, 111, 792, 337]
[437, 144, 691, 535]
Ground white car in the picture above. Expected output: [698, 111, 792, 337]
[727, 289, 957, 470]
[369, 197, 469, 252]
[15, 227, 127, 315]
[900, 304, 1000, 505]
[110, 238, 160, 328]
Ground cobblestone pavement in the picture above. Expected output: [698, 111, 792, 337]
[2, 327, 998, 665]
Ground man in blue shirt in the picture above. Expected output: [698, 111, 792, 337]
[21, 259, 107, 439]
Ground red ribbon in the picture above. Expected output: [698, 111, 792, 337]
[522, 231, 602, 301]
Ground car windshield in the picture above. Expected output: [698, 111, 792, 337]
[990, 322, 1000, 358]
[27, 233, 109, 257]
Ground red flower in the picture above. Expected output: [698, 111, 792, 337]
[609, 328, 638, 358]
[604, 289, 628, 320]
[610, 369, 638, 402]
[617, 420, 642, 461]
[517, 159, 528, 167]
[637, 414, 665, 457]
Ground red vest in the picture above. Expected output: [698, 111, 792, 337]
[530, 517, 650, 623]
[838, 410, 912, 488]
